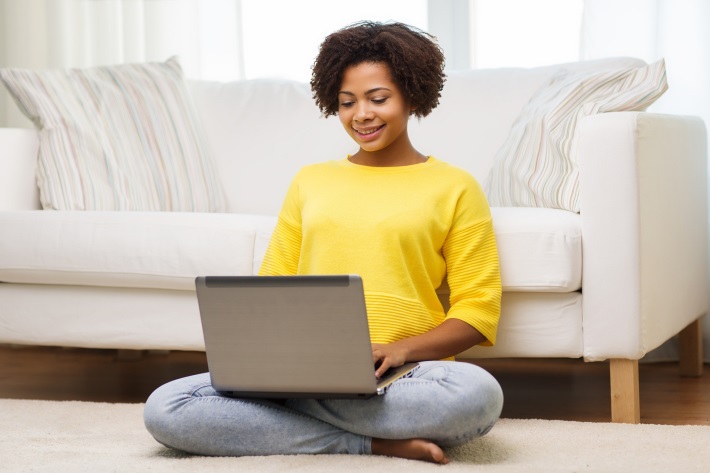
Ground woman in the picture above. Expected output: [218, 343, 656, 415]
[145, 21, 503, 465]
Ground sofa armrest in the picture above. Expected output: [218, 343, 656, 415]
[578, 112, 708, 361]
[0, 128, 40, 210]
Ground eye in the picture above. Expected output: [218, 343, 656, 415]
[372, 97, 388, 105]
[339, 101, 354, 108]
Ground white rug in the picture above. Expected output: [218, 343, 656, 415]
[2, 398, 709, 472]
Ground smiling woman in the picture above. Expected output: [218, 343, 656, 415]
[305, 19, 444, 166]
[142, 20, 504, 464]
[308, 21, 446, 167]
[337, 63, 423, 166]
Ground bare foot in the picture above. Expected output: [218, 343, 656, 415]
[371, 438, 449, 464]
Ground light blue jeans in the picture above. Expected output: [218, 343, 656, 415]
[143, 361, 503, 456]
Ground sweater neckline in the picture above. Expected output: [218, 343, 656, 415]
[341, 156, 437, 173]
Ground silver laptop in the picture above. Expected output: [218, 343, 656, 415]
[195, 275, 419, 399]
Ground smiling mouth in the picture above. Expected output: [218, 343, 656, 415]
[353, 125, 385, 136]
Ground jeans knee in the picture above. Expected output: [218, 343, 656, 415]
[143, 386, 176, 446]
[471, 368, 504, 429]
[437, 363, 503, 445]
[143, 376, 209, 450]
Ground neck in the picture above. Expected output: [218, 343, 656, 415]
[349, 135, 426, 167]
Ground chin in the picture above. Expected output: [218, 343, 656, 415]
[356, 140, 387, 153]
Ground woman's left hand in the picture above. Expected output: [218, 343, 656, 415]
[372, 342, 408, 378]
[370, 319, 487, 378]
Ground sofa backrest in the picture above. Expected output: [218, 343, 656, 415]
[1, 57, 645, 214]
[189, 57, 644, 215]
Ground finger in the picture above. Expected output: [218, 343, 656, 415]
[373, 354, 384, 373]
[375, 358, 391, 378]
[372, 345, 383, 364]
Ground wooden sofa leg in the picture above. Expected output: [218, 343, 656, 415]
[609, 359, 640, 424]
[679, 318, 703, 377]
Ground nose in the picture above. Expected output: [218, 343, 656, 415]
[353, 102, 374, 122]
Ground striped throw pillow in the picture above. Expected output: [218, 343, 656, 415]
[485, 59, 668, 212]
[0, 57, 227, 211]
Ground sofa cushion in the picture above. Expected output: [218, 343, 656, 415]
[0, 211, 276, 291]
[491, 207, 581, 292]
[459, 291, 584, 359]
[0, 207, 580, 293]
[486, 59, 668, 212]
[0, 58, 227, 212]
[188, 79, 353, 215]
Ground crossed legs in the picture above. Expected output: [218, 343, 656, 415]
[144, 361, 503, 463]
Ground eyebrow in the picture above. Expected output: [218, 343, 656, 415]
[338, 87, 392, 96]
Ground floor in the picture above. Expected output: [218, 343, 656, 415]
[2, 345, 708, 425]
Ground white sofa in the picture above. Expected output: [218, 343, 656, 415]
[0, 57, 707, 423]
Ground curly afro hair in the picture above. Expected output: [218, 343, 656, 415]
[310, 21, 446, 119]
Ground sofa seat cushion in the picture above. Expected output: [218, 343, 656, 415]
[0, 211, 277, 291]
[0, 207, 580, 293]
[491, 207, 581, 292]
[458, 291, 583, 359]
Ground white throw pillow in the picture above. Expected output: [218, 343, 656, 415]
[485, 59, 668, 212]
[0, 57, 227, 212]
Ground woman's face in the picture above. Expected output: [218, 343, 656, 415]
[337, 62, 413, 155]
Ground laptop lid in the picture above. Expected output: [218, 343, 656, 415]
[195, 275, 417, 399]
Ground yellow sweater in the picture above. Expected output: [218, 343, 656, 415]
[259, 157, 502, 346]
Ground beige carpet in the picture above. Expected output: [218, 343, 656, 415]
[2, 398, 709, 473]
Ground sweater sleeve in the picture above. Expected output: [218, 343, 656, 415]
[258, 176, 303, 276]
[442, 183, 502, 346]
